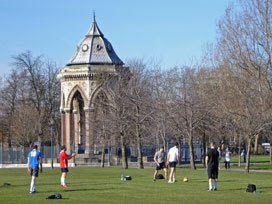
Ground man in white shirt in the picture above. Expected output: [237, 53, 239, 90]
[167, 142, 180, 183]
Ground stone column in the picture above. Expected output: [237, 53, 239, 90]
[61, 111, 66, 146]
[65, 110, 71, 154]
[73, 110, 79, 153]
[85, 108, 94, 155]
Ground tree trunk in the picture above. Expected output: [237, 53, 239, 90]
[270, 142, 272, 165]
[101, 142, 106, 167]
[163, 138, 167, 152]
[137, 133, 144, 169]
[253, 134, 259, 155]
[238, 140, 241, 167]
[188, 136, 196, 170]
[245, 137, 251, 173]
[202, 132, 206, 167]
[120, 132, 128, 169]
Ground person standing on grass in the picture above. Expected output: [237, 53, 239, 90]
[206, 141, 219, 192]
[241, 148, 246, 163]
[59, 145, 76, 187]
[153, 146, 168, 181]
[167, 142, 180, 183]
[27, 145, 42, 194]
[217, 146, 222, 170]
[224, 147, 232, 170]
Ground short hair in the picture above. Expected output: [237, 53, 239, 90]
[61, 145, 66, 150]
[210, 141, 215, 146]
[160, 146, 164, 149]
[174, 142, 179, 146]
[32, 145, 38, 149]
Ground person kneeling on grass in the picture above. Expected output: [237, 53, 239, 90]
[206, 141, 219, 192]
[59, 145, 76, 187]
[153, 146, 168, 181]
[27, 145, 42, 194]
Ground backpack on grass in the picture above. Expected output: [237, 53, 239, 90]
[246, 184, 256, 192]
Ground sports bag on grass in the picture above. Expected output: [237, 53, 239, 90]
[46, 193, 62, 199]
[155, 174, 164, 179]
[246, 184, 256, 192]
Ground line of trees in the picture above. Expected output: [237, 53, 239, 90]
[0, 0, 272, 172]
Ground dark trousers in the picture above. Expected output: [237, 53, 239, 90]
[225, 161, 230, 169]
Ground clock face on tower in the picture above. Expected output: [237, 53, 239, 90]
[82, 44, 89, 52]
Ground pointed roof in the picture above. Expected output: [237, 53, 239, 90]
[67, 15, 124, 66]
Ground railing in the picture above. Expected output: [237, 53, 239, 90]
[0, 144, 202, 165]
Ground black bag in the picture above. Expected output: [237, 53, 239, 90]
[46, 193, 62, 199]
[246, 184, 256, 192]
[2, 183, 11, 186]
[155, 174, 164, 179]
[125, 176, 132, 180]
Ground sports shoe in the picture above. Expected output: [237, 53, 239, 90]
[168, 181, 174, 184]
[165, 177, 168, 181]
[153, 178, 156, 182]
[213, 188, 217, 191]
[207, 189, 213, 192]
[60, 184, 67, 187]
[29, 191, 36, 194]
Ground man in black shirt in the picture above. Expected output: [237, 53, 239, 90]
[205, 141, 219, 191]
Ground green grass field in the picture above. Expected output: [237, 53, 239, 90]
[0, 167, 272, 204]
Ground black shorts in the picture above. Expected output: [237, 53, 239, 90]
[156, 162, 167, 170]
[208, 167, 218, 179]
[30, 166, 39, 177]
[169, 162, 177, 168]
[61, 168, 69, 173]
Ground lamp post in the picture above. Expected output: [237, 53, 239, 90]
[50, 117, 54, 169]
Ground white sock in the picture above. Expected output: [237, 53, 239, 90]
[209, 181, 213, 190]
[61, 177, 65, 185]
[30, 181, 35, 192]
[173, 178, 176, 182]
[169, 179, 171, 182]
[214, 181, 218, 189]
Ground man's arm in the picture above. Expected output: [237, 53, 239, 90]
[167, 153, 170, 165]
[27, 158, 30, 170]
[176, 153, 180, 165]
[154, 154, 159, 166]
[68, 153, 76, 160]
[205, 156, 208, 168]
[39, 157, 43, 173]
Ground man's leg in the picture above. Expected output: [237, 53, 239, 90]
[214, 178, 218, 190]
[153, 170, 158, 181]
[61, 172, 67, 186]
[169, 167, 174, 182]
[173, 167, 176, 182]
[208, 178, 213, 191]
[30, 176, 36, 193]
[163, 168, 168, 180]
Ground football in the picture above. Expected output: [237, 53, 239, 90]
[183, 177, 189, 182]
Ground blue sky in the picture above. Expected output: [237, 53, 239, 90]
[0, 0, 230, 76]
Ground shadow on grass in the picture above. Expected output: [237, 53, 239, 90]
[63, 187, 115, 192]
[42, 187, 115, 194]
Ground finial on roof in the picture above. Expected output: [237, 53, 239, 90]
[93, 10, 96, 22]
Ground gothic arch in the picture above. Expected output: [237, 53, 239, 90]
[89, 85, 114, 109]
[66, 85, 88, 110]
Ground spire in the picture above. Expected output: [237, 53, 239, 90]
[93, 10, 96, 23]
[86, 12, 103, 37]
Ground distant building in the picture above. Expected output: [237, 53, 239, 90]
[57, 14, 127, 154]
